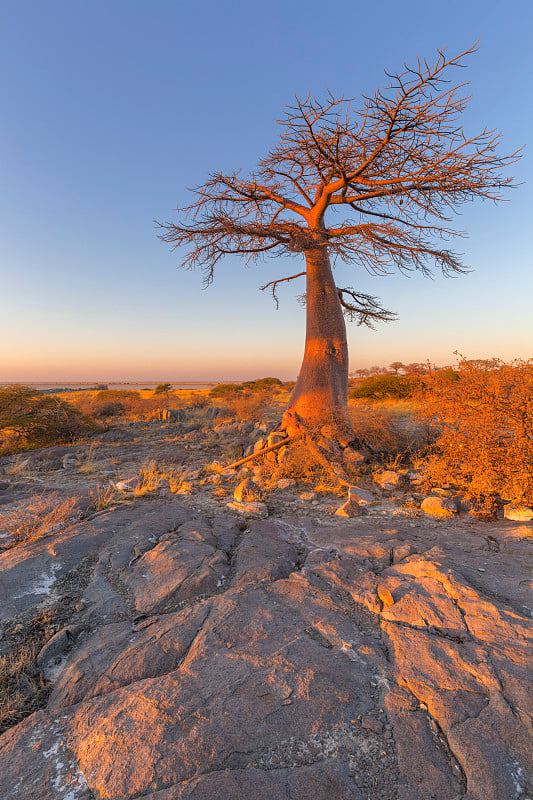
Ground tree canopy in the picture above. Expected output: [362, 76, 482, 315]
[160, 43, 519, 325]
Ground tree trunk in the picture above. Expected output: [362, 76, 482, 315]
[286, 247, 348, 427]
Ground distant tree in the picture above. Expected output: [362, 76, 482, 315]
[160, 44, 518, 441]
[389, 362, 405, 375]
[154, 383, 172, 395]
[405, 362, 429, 376]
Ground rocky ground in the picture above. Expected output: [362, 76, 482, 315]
[0, 415, 531, 800]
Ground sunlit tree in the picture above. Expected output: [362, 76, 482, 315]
[160, 44, 518, 439]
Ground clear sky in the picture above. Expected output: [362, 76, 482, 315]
[1, 0, 531, 381]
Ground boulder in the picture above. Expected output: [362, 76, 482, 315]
[233, 478, 262, 503]
[374, 470, 401, 489]
[421, 496, 458, 518]
[503, 504, 533, 522]
[335, 501, 360, 518]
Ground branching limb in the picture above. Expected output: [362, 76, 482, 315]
[337, 287, 397, 327]
[260, 271, 306, 308]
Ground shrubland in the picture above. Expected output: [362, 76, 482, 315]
[418, 358, 533, 510]
[0, 386, 97, 456]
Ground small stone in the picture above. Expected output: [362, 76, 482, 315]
[277, 478, 297, 490]
[115, 477, 141, 492]
[335, 501, 360, 517]
[347, 485, 375, 505]
[266, 431, 287, 448]
[421, 495, 458, 518]
[226, 500, 269, 519]
[377, 585, 394, 606]
[503, 504, 533, 522]
[234, 478, 262, 503]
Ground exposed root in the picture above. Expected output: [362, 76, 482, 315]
[226, 409, 370, 488]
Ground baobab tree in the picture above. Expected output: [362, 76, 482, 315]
[160, 44, 518, 452]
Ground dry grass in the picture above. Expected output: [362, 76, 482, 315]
[347, 399, 426, 457]
[0, 609, 57, 734]
[88, 483, 120, 512]
[65, 389, 187, 421]
[78, 441, 101, 474]
[256, 439, 344, 496]
[221, 389, 279, 423]
[0, 492, 79, 546]
[133, 460, 190, 496]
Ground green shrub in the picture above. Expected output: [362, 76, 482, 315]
[241, 377, 283, 391]
[209, 383, 244, 398]
[154, 383, 172, 395]
[350, 374, 418, 400]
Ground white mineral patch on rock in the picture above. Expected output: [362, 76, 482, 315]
[13, 562, 61, 599]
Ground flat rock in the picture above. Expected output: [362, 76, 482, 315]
[348, 485, 376, 505]
[0, 504, 531, 800]
[226, 500, 268, 518]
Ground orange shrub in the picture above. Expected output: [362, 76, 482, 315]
[418, 358, 533, 508]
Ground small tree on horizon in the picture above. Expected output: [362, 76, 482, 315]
[159, 44, 518, 439]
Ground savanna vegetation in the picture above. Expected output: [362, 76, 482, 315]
[0, 386, 97, 456]
[1, 357, 531, 517]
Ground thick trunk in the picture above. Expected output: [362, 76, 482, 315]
[286, 247, 348, 427]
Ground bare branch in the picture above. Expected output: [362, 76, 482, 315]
[159, 43, 519, 304]
[260, 271, 306, 308]
[337, 287, 398, 328]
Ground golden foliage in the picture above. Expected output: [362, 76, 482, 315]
[418, 358, 533, 508]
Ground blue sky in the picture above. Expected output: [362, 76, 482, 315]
[1, 0, 531, 381]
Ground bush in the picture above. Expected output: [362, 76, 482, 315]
[70, 389, 183, 420]
[209, 383, 244, 398]
[418, 358, 533, 509]
[351, 374, 418, 399]
[241, 377, 283, 391]
[154, 383, 172, 395]
[0, 386, 97, 454]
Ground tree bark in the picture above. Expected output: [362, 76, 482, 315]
[286, 246, 348, 427]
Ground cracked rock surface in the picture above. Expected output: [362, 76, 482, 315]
[0, 497, 532, 800]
